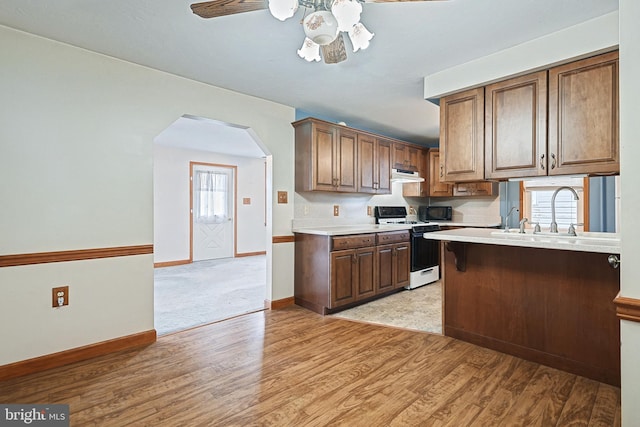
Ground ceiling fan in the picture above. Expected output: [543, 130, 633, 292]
[191, 0, 445, 64]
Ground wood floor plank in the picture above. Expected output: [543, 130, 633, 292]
[556, 376, 600, 426]
[500, 365, 577, 426]
[588, 383, 622, 427]
[0, 306, 621, 426]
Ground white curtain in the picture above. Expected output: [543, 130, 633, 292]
[195, 171, 228, 224]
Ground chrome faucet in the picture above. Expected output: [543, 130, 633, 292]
[550, 186, 579, 233]
[504, 206, 519, 232]
[519, 217, 528, 234]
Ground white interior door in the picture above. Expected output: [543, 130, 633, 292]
[192, 164, 234, 261]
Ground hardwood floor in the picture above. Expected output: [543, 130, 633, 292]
[0, 307, 620, 426]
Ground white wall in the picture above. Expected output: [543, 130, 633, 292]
[153, 145, 266, 263]
[0, 25, 295, 365]
[619, 0, 640, 423]
[424, 11, 619, 99]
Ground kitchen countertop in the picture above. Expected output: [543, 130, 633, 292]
[426, 227, 621, 254]
[292, 221, 501, 236]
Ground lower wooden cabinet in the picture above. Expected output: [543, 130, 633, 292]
[294, 230, 410, 314]
[377, 242, 410, 291]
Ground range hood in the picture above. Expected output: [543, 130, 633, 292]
[391, 168, 424, 183]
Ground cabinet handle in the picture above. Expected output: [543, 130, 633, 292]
[352, 253, 357, 264]
[551, 153, 557, 169]
[540, 154, 545, 170]
[440, 164, 444, 178]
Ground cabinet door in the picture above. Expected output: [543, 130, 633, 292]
[311, 122, 337, 191]
[376, 245, 395, 293]
[336, 129, 357, 192]
[393, 242, 410, 288]
[355, 247, 376, 300]
[485, 71, 548, 179]
[428, 150, 453, 197]
[330, 250, 357, 308]
[376, 138, 392, 194]
[357, 133, 377, 194]
[548, 51, 619, 176]
[403, 148, 429, 197]
[440, 87, 485, 182]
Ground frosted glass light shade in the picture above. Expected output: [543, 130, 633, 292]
[348, 22, 374, 52]
[268, 0, 298, 21]
[331, 0, 362, 32]
[303, 10, 339, 45]
[297, 37, 321, 62]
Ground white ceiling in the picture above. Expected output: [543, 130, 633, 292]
[0, 0, 618, 156]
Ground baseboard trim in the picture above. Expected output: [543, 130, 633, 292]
[154, 259, 191, 268]
[0, 329, 157, 381]
[0, 245, 154, 268]
[269, 297, 295, 310]
[614, 295, 640, 322]
[236, 251, 267, 258]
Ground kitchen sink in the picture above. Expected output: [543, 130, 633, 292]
[489, 229, 619, 242]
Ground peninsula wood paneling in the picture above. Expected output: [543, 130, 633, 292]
[443, 243, 620, 386]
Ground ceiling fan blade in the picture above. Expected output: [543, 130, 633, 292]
[191, 0, 268, 18]
[321, 34, 348, 64]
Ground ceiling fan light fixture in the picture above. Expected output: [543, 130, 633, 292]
[297, 37, 322, 62]
[348, 22, 374, 52]
[331, 0, 362, 32]
[268, 0, 298, 21]
[303, 10, 339, 45]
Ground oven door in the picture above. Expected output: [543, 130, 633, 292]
[410, 230, 440, 272]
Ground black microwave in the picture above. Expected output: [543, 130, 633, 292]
[419, 206, 453, 221]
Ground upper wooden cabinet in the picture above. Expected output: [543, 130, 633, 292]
[440, 87, 485, 183]
[485, 71, 548, 180]
[294, 119, 357, 192]
[402, 148, 429, 198]
[428, 149, 453, 197]
[294, 117, 423, 194]
[548, 51, 619, 176]
[485, 52, 619, 179]
[358, 134, 392, 194]
[392, 142, 420, 171]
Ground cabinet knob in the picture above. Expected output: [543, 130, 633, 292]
[608, 254, 620, 269]
[540, 154, 545, 170]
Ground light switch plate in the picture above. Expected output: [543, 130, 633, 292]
[333, 205, 339, 216]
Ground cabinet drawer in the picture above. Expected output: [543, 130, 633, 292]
[377, 231, 410, 245]
[332, 234, 376, 250]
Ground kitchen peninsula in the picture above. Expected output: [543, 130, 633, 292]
[429, 228, 621, 386]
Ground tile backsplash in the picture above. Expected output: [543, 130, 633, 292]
[292, 182, 501, 229]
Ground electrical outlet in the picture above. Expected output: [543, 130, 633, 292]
[333, 205, 340, 216]
[303, 205, 310, 215]
[52, 286, 69, 308]
[367, 206, 372, 216]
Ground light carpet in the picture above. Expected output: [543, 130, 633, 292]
[154, 255, 266, 335]
[330, 281, 442, 334]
